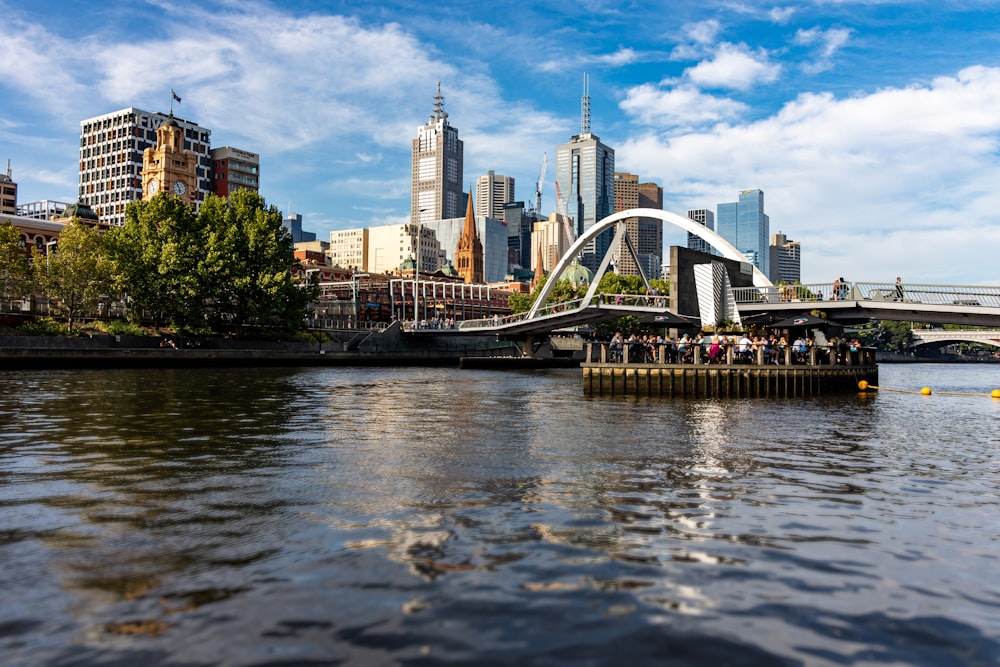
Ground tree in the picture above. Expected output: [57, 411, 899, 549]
[109, 194, 204, 328]
[33, 220, 111, 333]
[0, 221, 31, 301]
[199, 190, 314, 337]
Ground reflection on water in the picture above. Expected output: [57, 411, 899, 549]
[1, 364, 998, 666]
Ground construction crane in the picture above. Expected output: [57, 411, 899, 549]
[533, 152, 548, 215]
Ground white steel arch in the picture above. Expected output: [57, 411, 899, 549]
[528, 208, 773, 318]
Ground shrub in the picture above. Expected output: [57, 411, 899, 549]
[20, 318, 67, 336]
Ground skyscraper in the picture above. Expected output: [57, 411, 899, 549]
[79, 107, 212, 226]
[612, 172, 663, 277]
[717, 189, 770, 277]
[475, 171, 514, 220]
[769, 231, 801, 284]
[687, 209, 716, 254]
[411, 83, 464, 226]
[555, 74, 614, 272]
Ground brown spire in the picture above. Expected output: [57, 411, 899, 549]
[462, 189, 477, 239]
[531, 240, 546, 288]
[455, 190, 484, 284]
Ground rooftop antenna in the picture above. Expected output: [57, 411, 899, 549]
[432, 81, 448, 122]
[581, 72, 591, 134]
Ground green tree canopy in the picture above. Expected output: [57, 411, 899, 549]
[108, 193, 203, 327]
[199, 190, 314, 336]
[33, 220, 111, 333]
[0, 221, 31, 301]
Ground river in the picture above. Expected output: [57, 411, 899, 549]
[1, 363, 998, 666]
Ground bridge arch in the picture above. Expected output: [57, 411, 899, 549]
[528, 208, 772, 317]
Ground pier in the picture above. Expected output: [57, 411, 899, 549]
[581, 342, 877, 398]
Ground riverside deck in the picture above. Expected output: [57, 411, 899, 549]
[582, 342, 877, 398]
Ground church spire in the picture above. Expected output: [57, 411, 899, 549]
[455, 190, 484, 284]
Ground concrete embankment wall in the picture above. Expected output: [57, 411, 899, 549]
[0, 326, 517, 369]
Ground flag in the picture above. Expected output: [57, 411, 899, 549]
[171, 89, 182, 103]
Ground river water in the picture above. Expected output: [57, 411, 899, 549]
[1, 363, 998, 666]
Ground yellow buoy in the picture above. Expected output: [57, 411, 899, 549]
[858, 380, 869, 391]
[992, 389, 1000, 399]
[920, 387, 932, 396]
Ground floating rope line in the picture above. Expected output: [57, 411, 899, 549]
[858, 380, 1000, 398]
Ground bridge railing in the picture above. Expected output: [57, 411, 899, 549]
[452, 294, 672, 332]
[733, 282, 1000, 308]
[456, 297, 589, 331]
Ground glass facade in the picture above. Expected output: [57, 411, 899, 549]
[716, 189, 769, 276]
[555, 133, 614, 272]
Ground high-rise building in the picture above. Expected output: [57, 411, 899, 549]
[717, 189, 769, 277]
[500, 201, 544, 271]
[687, 209, 716, 254]
[612, 172, 663, 276]
[411, 83, 464, 226]
[283, 213, 316, 244]
[476, 171, 514, 220]
[79, 107, 212, 226]
[531, 213, 574, 273]
[0, 161, 17, 215]
[555, 74, 615, 272]
[769, 231, 801, 284]
[210, 146, 260, 198]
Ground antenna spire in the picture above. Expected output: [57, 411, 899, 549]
[581, 73, 591, 134]
[432, 81, 448, 122]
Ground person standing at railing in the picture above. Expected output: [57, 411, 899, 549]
[895, 277, 904, 302]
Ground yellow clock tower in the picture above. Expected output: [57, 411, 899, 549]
[141, 115, 198, 206]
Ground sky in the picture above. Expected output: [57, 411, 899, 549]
[2, 0, 1000, 285]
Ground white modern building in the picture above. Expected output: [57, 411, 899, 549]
[475, 171, 514, 220]
[79, 107, 212, 226]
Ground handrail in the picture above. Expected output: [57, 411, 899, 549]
[732, 282, 1000, 308]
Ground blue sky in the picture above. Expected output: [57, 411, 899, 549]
[2, 0, 1000, 284]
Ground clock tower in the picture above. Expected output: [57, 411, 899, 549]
[141, 115, 198, 206]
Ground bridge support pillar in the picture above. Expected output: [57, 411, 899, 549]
[521, 336, 535, 357]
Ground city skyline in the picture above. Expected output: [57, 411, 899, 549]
[2, 0, 1000, 285]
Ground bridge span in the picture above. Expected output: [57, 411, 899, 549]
[910, 329, 1000, 349]
[732, 282, 1000, 328]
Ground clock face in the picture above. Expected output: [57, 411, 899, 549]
[173, 180, 187, 196]
[147, 178, 159, 195]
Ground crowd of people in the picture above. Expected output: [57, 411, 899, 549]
[606, 331, 865, 366]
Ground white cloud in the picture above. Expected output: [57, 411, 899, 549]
[768, 7, 796, 24]
[685, 43, 782, 90]
[617, 65, 1000, 284]
[670, 19, 722, 60]
[620, 83, 748, 128]
[794, 26, 852, 74]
